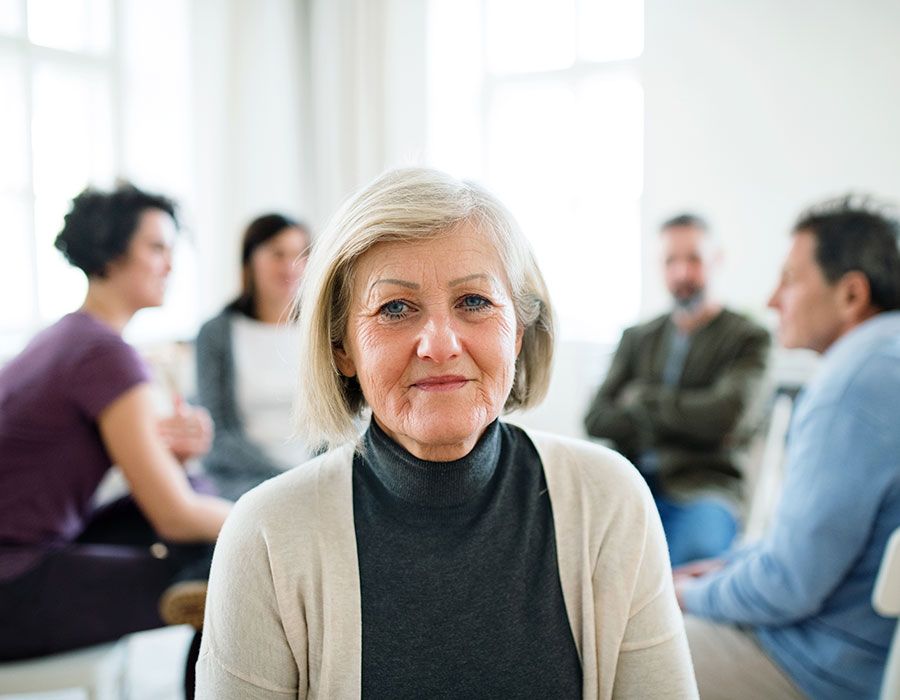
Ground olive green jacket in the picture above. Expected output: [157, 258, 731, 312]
[584, 309, 770, 505]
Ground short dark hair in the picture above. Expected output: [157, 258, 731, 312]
[225, 213, 310, 319]
[793, 195, 900, 312]
[660, 213, 709, 233]
[54, 184, 177, 277]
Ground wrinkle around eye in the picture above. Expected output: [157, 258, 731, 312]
[457, 294, 494, 312]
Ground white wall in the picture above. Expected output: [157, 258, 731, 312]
[642, 0, 900, 321]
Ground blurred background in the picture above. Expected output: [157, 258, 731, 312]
[1, 0, 899, 434]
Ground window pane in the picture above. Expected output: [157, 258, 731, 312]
[0, 0, 24, 35]
[578, 0, 644, 62]
[34, 194, 87, 320]
[120, 0, 192, 195]
[426, 0, 484, 178]
[27, 0, 111, 54]
[0, 48, 29, 191]
[578, 75, 643, 199]
[486, 0, 575, 74]
[31, 60, 112, 321]
[0, 196, 35, 327]
[487, 79, 642, 342]
[31, 59, 114, 201]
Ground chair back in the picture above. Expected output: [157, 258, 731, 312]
[874, 526, 900, 700]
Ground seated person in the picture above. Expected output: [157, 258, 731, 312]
[195, 214, 313, 501]
[585, 214, 770, 565]
[676, 196, 900, 700]
[0, 185, 232, 699]
[196, 167, 697, 699]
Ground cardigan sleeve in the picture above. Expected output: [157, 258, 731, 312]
[607, 472, 698, 699]
[195, 487, 305, 699]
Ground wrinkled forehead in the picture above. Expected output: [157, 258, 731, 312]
[350, 218, 510, 279]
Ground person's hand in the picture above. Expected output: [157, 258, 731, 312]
[158, 394, 214, 464]
[618, 381, 647, 410]
[672, 557, 727, 611]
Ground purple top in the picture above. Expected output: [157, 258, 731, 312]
[0, 312, 150, 580]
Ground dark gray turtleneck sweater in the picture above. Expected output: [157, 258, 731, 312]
[353, 419, 582, 699]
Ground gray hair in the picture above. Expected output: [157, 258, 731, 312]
[294, 167, 555, 449]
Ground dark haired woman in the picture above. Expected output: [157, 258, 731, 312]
[0, 185, 231, 697]
[195, 214, 312, 501]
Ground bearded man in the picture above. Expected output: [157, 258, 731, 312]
[585, 214, 770, 565]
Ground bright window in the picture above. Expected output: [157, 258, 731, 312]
[0, 0, 194, 358]
[426, 0, 644, 343]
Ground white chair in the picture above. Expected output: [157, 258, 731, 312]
[874, 526, 900, 700]
[0, 639, 128, 700]
[741, 391, 795, 543]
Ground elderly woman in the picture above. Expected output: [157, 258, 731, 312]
[197, 168, 697, 699]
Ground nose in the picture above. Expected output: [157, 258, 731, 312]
[766, 285, 780, 310]
[416, 313, 462, 363]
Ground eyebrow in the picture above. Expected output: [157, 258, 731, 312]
[369, 273, 493, 292]
[370, 278, 420, 291]
[449, 273, 491, 286]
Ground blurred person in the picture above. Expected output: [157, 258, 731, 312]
[0, 185, 232, 699]
[195, 214, 313, 501]
[676, 196, 900, 699]
[585, 214, 770, 565]
[196, 168, 698, 699]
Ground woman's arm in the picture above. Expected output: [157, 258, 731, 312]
[98, 382, 231, 541]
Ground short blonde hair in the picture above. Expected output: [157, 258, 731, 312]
[294, 167, 554, 449]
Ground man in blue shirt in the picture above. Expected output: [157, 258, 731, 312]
[676, 196, 900, 699]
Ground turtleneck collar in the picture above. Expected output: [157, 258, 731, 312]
[362, 418, 502, 507]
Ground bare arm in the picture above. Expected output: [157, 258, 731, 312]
[98, 382, 232, 542]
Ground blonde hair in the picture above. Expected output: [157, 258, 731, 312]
[294, 167, 554, 449]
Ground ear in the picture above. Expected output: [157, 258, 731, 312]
[333, 344, 357, 377]
[514, 324, 524, 357]
[838, 271, 873, 319]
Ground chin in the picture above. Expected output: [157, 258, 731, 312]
[419, 414, 493, 445]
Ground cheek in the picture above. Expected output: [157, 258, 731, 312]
[351, 324, 407, 384]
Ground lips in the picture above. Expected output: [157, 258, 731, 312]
[412, 375, 469, 391]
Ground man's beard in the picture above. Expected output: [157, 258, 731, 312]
[673, 286, 705, 314]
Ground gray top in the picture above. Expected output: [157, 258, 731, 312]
[195, 310, 285, 501]
[354, 419, 582, 698]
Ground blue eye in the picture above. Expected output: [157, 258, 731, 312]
[380, 300, 410, 319]
[460, 295, 491, 311]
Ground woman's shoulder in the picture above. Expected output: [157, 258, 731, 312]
[510, 425, 653, 521]
[515, 427, 643, 486]
[223, 443, 357, 535]
[197, 309, 236, 339]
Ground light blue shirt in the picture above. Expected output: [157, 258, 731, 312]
[684, 311, 900, 699]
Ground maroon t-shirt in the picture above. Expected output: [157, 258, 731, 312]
[0, 312, 150, 580]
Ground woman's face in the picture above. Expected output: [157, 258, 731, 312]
[335, 222, 523, 461]
[250, 226, 309, 311]
[105, 208, 176, 310]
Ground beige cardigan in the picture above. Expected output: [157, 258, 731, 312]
[196, 427, 698, 699]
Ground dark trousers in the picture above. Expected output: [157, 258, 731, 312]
[0, 494, 213, 698]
